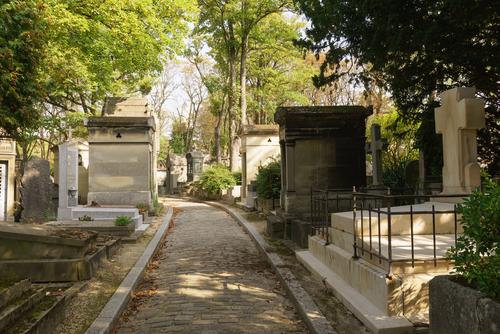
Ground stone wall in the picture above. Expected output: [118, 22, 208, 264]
[429, 275, 500, 334]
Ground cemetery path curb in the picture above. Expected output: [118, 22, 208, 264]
[84, 207, 173, 334]
[204, 200, 338, 334]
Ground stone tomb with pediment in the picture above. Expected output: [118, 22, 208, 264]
[86, 97, 158, 208]
[239, 125, 280, 208]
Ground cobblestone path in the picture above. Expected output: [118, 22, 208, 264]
[116, 199, 308, 334]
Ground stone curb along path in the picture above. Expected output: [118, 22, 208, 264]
[202, 200, 338, 334]
[85, 207, 173, 334]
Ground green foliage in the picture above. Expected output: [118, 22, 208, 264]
[0, 0, 46, 139]
[297, 0, 499, 174]
[170, 119, 188, 155]
[157, 136, 169, 167]
[150, 194, 164, 216]
[40, 0, 196, 114]
[256, 159, 281, 199]
[368, 110, 419, 188]
[114, 215, 133, 226]
[447, 180, 500, 298]
[136, 203, 148, 214]
[199, 164, 236, 196]
[232, 171, 242, 185]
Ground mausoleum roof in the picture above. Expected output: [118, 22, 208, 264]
[242, 124, 279, 136]
[275, 106, 371, 126]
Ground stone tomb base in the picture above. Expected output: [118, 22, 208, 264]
[296, 202, 459, 333]
[266, 211, 311, 248]
[58, 206, 143, 229]
[0, 224, 117, 282]
[87, 191, 151, 208]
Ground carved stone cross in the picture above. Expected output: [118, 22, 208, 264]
[434, 87, 485, 194]
[366, 124, 386, 186]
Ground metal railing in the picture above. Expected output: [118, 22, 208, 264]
[309, 186, 416, 243]
[352, 192, 465, 275]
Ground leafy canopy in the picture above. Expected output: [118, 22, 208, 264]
[0, 0, 46, 138]
[296, 0, 499, 173]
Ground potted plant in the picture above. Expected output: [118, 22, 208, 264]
[429, 179, 499, 333]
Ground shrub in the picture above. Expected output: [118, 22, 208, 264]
[447, 179, 500, 298]
[136, 203, 148, 214]
[114, 215, 133, 226]
[151, 194, 164, 216]
[232, 171, 242, 185]
[199, 164, 236, 196]
[256, 159, 281, 200]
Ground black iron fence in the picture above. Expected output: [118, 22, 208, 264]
[309, 186, 418, 243]
[310, 186, 466, 275]
[352, 192, 465, 274]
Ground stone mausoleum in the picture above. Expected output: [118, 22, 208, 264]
[269, 106, 371, 247]
[277, 106, 370, 215]
[0, 137, 17, 221]
[240, 125, 280, 205]
[86, 97, 158, 208]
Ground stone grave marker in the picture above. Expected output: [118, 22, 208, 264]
[404, 160, 420, 190]
[57, 142, 79, 220]
[21, 157, 54, 222]
[186, 151, 204, 182]
[435, 87, 485, 194]
[366, 123, 387, 186]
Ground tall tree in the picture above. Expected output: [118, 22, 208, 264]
[197, 0, 241, 170]
[0, 0, 46, 152]
[296, 0, 500, 174]
[40, 0, 196, 115]
[237, 0, 290, 125]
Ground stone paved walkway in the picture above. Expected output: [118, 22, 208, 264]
[115, 199, 308, 334]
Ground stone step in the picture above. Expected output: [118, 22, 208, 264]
[0, 279, 31, 310]
[5, 292, 65, 334]
[71, 207, 140, 219]
[308, 235, 436, 319]
[0, 288, 45, 332]
[296, 249, 413, 334]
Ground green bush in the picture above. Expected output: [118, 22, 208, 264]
[136, 203, 148, 214]
[256, 159, 281, 199]
[232, 171, 242, 185]
[114, 215, 133, 226]
[199, 164, 236, 196]
[151, 194, 164, 216]
[447, 179, 500, 298]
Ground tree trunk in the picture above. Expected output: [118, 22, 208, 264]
[240, 33, 249, 127]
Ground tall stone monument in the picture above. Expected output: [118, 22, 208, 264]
[186, 152, 204, 182]
[435, 87, 485, 194]
[86, 97, 157, 207]
[57, 141, 79, 220]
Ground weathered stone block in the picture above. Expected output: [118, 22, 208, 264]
[21, 157, 55, 222]
[429, 275, 500, 334]
[266, 214, 284, 239]
[291, 219, 311, 249]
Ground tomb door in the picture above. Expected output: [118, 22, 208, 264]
[0, 161, 7, 220]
